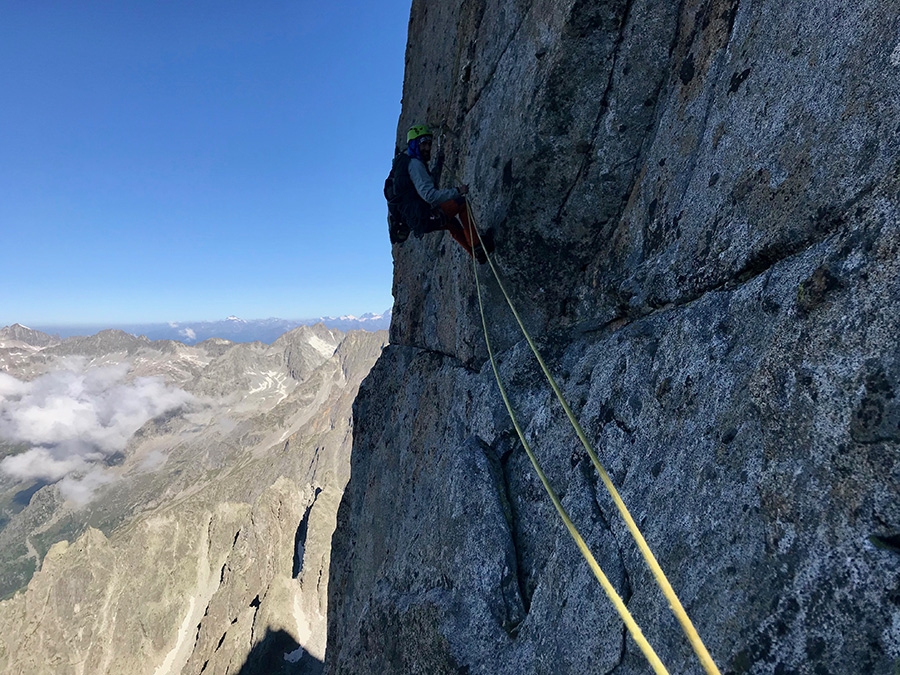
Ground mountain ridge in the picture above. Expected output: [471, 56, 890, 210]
[0, 323, 387, 674]
[11, 310, 392, 346]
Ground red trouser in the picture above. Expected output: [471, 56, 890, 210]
[438, 199, 477, 256]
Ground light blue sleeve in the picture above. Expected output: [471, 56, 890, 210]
[408, 158, 459, 206]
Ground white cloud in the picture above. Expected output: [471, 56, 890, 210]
[0, 373, 28, 399]
[0, 364, 194, 502]
[180, 328, 197, 341]
[138, 449, 168, 471]
[58, 468, 116, 506]
[1, 446, 90, 482]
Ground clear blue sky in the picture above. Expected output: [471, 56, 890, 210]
[0, 1, 410, 325]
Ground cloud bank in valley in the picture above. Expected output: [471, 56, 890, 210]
[0, 363, 193, 503]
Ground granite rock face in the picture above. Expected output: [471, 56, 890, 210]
[326, 1, 900, 673]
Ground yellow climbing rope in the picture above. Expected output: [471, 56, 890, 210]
[468, 218, 669, 674]
[465, 200, 721, 675]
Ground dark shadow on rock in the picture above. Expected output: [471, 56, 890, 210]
[235, 628, 324, 675]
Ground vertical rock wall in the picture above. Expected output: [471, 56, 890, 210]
[327, 1, 899, 673]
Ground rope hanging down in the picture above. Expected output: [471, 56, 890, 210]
[464, 200, 721, 675]
[468, 217, 670, 675]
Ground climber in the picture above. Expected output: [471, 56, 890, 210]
[388, 124, 494, 262]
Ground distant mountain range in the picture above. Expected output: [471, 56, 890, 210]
[0, 320, 388, 673]
[24, 310, 392, 345]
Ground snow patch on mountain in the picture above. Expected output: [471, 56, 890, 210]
[308, 334, 337, 358]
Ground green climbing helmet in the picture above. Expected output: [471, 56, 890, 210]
[407, 124, 433, 143]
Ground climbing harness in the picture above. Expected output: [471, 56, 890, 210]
[464, 200, 721, 675]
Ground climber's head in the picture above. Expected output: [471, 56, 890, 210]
[407, 124, 433, 162]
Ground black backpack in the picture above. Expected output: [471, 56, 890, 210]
[384, 152, 411, 244]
